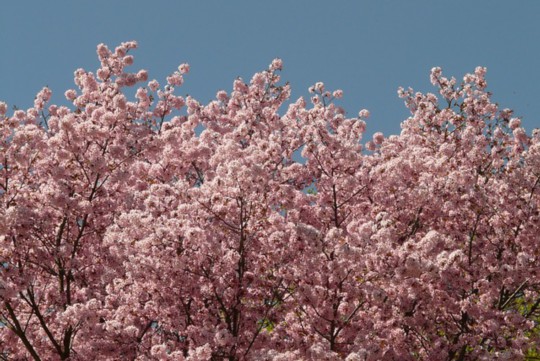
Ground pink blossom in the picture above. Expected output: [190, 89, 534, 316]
[358, 109, 370, 118]
[14, 109, 25, 120]
[122, 55, 134, 66]
[137, 69, 148, 82]
[216, 90, 228, 102]
[430, 66, 443, 86]
[178, 63, 190, 74]
[48, 104, 58, 115]
[365, 140, 376, 151]
[64, 89, 77, 101]
[167, 73, 184, 86]
[96, 43, 110, 59]
[34, 87, 52, 110]
[373, 132, 384, 145]
[333, 89, 343, 98]
[96, 67, 110, 80]
[114, 46, 126, 58]
[214, 329, 233, 346]
[513, 127, 528, 143]
[0, 101, 7, 116]
[509, 117, 521, 129]
[271, 58, 283, 71]
[121, 40, 138, 49]
[190, 344, 213, 360]
[148, 79, 160, 92]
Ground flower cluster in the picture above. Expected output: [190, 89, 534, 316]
[0, 42, 539, 360]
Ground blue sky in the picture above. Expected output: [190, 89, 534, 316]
[1, 1, 539, 138]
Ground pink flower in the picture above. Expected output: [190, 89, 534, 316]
[178, 63, 190, 74]
[430, 66, 442, 85]
[121, 40, 138, 49]
[373, 132, 384, 145]
[509, 117, 521, 130]
[34, 87, 52, 110]
[333, 89, 343, 98]
[191, 344, 213, 360]
[214, 329, 233, 346]
[65, 89, 77, 101]
[14, 110, 26, 120]
[96, 43, 110, 59]
[216, 90, 228, 102]
[96, 67, 110, 80]
[137, 70, 148, 82]
[365, 140, 376, 151]
[0, 102, 7, 116]
[500, 108, 513, 120]
[122, 55, 134, 66]
[148, 80, 160, 92]
[251, 73, 265, 87]
[167, 73, 184, 86]
[113, 94, 127, 110]
[271, 58, 283, 71]
[475, 66, 487, 77]
[358, 109, 370, 118]
[114, 46, 126, 58]
[513, 127, 528, 143]
[48, 105, 58, 115]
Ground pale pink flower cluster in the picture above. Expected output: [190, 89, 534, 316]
[167, 73, 184, 86]
[509, 117, 521, 129]
[0, 101, 7, 116]
[178, 63, 190, 74]
[64, 89, 77, 101]
[333, 89, 344, 98]
[358, 109, 370, 118]
[271, 58, 283, 71]
[33, 87, 52, 110]
[372, 131, 384, 145]
[148, 79, 160, 92]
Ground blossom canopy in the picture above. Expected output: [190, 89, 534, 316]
[1, 41, 539, 360]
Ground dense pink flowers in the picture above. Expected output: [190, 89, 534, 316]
[1, 41, 539, 360]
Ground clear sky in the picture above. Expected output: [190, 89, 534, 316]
[1, 1, 539, 138]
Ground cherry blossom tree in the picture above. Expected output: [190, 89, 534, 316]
[1, 42, 539, 360]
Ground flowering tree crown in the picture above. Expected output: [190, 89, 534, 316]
[1, 42, 539, 360]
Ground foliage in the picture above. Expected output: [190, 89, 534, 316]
[0, 42, 539, 360]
